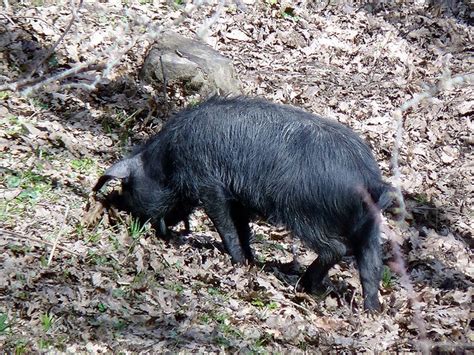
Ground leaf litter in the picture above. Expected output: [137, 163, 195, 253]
[0, 1, 472, 353]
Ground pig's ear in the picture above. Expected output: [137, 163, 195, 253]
[93, 159, 132, 192]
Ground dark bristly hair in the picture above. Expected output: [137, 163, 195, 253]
[94, 96, 393, 311]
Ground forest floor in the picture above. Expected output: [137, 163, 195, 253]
[0, 1, 473, 353]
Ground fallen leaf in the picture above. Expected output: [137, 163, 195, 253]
[226, 29, 251, 42]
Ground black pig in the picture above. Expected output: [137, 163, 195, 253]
[94, 96, 392, 311]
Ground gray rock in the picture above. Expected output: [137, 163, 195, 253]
[140, 32, 242, 96]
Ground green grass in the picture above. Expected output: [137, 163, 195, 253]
[39, 255, 49, 267]
[35, 147, 54, 162]
[40, 313, 54, 332]
[97, 303, 107, 313]
[167, 282, 184, 295]
[75, 222, 103, 245]
[85, 231, 101, 244]
[1, 115, 23, 136]
[382, 266, 393, 289]
[0, 313, 9, 334]
[47, 54, 59, 69]
[108, 234, 121, 251]
[15, 291, 29, 301]
[0, 170, 54, 225]
[187, 97, 201, 107]
[128, 218, 149, 241]
[38, 338, 51, 350]
[3, 170, 51, 199]
[86, 251, 116, 267]
[112, 288, 126, 298]
[113, 319, 127, 331]
[207, 287, 228, 300]
[198, 311, 244, 348]
[31, 0, 45, 6]
[200, 314, 211, 324]
[250, 333, 273, 354]
[70, 158, 96, 174]
[6, 243, 31, 255]
[251, 296, 278, 310]
[413, 193, 430, 204]
[212, 312, 242, 348]
[31, 98, 49, 110]
[282, 6, 299, 20]
[14, 339, 28, 355]
[214, 335, 232, 348]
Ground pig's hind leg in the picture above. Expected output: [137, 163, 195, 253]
[230, 203, 254, 263]
[200, 187, 249, 264]
[352, 217, 382, 312]
[300, 232, 347, 296]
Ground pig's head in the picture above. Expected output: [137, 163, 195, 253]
[93, 154, 178, 237]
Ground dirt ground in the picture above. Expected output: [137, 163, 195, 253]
[0, 1, 472, 353]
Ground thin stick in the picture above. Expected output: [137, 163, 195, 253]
[1, 1, 217, 95]
[387, 71, 473, 353]
[390, 72, 473, 222]
[0, 11, 14, 25]
[47, 205, 70, 266]
[0, 228, 81, 257]
[196, 0, 225, 40]
[159, 54, 167, 106]
[28, 0, 84, 78]
[0, 63, 105, 92]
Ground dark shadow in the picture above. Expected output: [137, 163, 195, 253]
[359, 1, 473, 26]
[0, 16, 50, 79]
[380, 192, 474, 292]
[404, 192, 472, 244]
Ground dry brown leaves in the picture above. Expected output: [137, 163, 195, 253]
[0, 0, 472, 353]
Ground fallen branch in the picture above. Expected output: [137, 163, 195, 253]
[0, 228, 81, 257]
[0, 63, 105, 93]
[0, 1, 227, 96]
[28, 0, 84, 78]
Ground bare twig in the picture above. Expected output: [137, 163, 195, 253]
[22, 62, 106, 95]
[390, 108, 407, 222]
[390, 72, 474, 221]
[159, 54, 168, 104]
[1, 1, 223, 96]
[47, 205, 70, 266]
[387, 71, 474, 353]
[0, 228, 81, 257]
[196, 0, 225, 40]
[28, 0, 84, 78]
[0, 11, 14, 25]
[386, 227, 428, 352]
[0, 63, 105, 92]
